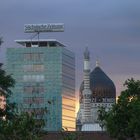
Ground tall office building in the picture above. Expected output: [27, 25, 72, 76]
[6, 39, 75, 131]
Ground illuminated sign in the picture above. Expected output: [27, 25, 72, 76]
[24, 23, 64, 33]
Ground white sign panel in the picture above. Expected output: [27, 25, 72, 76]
[24, 23, 64, 33]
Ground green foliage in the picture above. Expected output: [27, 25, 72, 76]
[97, 106, 107, 131]
[0, 37, 4, 46]
[61, 128, 80, 140]
[0, 112, 43, 140]
[98, 78, 140, 140]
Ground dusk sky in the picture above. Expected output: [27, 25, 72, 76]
[0, 0, 140, 108]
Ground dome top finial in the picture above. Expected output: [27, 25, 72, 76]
[96, 58, 100, 67]
[84, 47, 90, 60]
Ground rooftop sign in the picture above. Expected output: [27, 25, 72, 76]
[24, 23, 64, 33]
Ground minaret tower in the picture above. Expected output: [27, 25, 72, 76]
[82, 47, 92, 123]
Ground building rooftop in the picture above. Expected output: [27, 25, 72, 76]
[15, 39, 66, 48]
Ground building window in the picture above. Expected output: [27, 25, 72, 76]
[24, 53, 43, 61]
[23, 75, 45, 82]
[24, 85, 44, 94]
[23, 97, 44, 105]
[23, 64, 44, 72]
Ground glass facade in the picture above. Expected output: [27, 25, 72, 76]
[6, 43, 75, 131]
[62, 50, 75, 130]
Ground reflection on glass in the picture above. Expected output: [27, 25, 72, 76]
[23, 75, 45, 82]
[23, 97, 44, 104]
[23, 64, 44, 72]
[62, 96, 75, 130]
[62, 119, 75, 130]
[24, 53, 43, 61]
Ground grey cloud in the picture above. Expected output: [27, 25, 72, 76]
[0, 0, 140, 92]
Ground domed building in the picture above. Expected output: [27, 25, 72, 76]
[76, 48, 116, 131]
[80, 63, 116, 105]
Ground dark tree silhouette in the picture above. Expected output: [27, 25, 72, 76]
[98, 78, 140, 140]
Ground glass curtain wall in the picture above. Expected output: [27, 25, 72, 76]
[6, 46, 75, 131]
[62, 49, 75, 131]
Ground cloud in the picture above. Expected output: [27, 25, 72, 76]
[0, 0, 140, 98]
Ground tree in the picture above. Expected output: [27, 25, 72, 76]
[98, 78, 140, 140]
[0, 112, 45, 140]
[0, 64, 45, 140]
[0, 36, 4, 46]
[0, 63, 15, 119]
[97, 106, 107, 131]
[61, 128, 80, 140]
